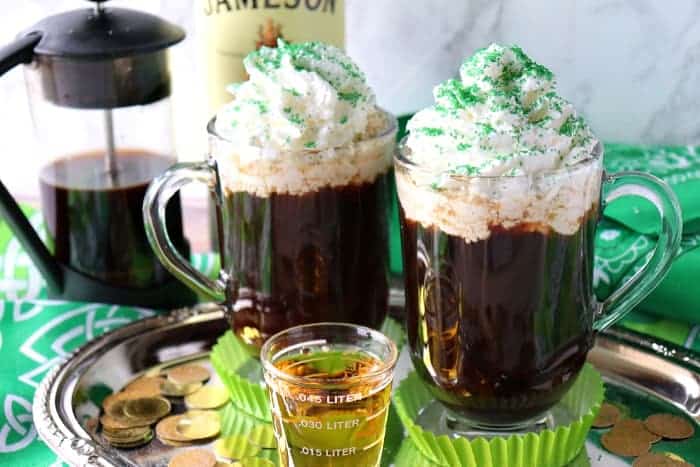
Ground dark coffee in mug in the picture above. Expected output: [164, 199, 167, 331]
[396, 147, 612, 427]
[40, 150, 187, 288]
[401, 209, 598, 425]
[213, 111, 396, 349]
[222, 173, 390, 348]
[143, 111, 397, 351]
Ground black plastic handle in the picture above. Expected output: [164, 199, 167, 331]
[0, 32, 63, 294]
[0, 181, 62, 293]
[0, 33, 42, 77]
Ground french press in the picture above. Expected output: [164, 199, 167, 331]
[0, 0, 197, 308]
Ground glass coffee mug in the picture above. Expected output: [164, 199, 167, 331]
[144, 111, 397, 351]
[395, 141, 682, 431]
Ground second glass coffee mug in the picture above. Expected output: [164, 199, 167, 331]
[395, 141, 682, 431]
[144, 112, 397, 352]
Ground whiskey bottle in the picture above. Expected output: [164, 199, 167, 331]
[196, 0, 345, 117]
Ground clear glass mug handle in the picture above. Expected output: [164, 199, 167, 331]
[143, 159, 226, 301]
[594, 171, 683, 331]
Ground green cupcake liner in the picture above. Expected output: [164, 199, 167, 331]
[393, 437, 442, 467]
[380, 317, 406, 352]
[220, 403, 268, 438]
[392, 364, 604, 467]
[220, 402, 280, 465]
[215, 330, 257, 371]
[392, 437, 592, 467]
[211, 339, 271, 422]
[211, 318, 405, 422]
[214, 434, 261, 459]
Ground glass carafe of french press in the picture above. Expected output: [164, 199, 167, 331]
[0, 0, 196, 308]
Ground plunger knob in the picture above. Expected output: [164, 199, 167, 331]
[85, 0, 109, 15]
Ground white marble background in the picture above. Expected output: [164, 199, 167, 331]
[1, 0, 699, 196]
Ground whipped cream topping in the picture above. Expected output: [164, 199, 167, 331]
[398, 44, 602, 242]
[405, 44, 598, 181]
[396, 158, 602, 242]
[215, 110, 396, 198]
[215, 39, 376, 159]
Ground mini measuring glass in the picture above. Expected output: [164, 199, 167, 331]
[261, 323, 398, 467]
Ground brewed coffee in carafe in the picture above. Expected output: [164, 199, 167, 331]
[38, 149, 186, 289]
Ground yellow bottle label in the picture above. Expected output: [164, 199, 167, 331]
[197, 0, 345, 115]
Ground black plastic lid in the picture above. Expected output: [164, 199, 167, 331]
[26, 0, 185, 60]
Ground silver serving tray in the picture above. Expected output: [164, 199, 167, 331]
[34, 305, 700, 467]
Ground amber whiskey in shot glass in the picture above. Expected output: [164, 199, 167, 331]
[261, 323, 398, 467]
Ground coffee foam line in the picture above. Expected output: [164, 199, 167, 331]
[216, 133, 394, 198]
[396, 160, 602, 243]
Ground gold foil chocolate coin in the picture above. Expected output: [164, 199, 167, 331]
[214, 435, 261, 460]
[185, 386, 229, 410]
[102, 392, 132, 412]
[187, 409, 221, 424]
[159, 437, 193, 447]
[592, 402, 622, 428]
[644, 414, 695, 440]
[124, 397, 171, 421]
[105, 400, 131, 421]
[632, 453, 693, 467]
[160, 380, 203, 397]
[108, 439, 152, 449]
[167, 364, 210, 385]
[168, 448, 217, 467]
[105, 399, 161, 427]
[156, 415, 190, 442]
[144, 366, 165, 377]
[124, 376, 165, 397]
[103, 426, 151, 441]
[100, 414, 150, 430]
[111, 432, 153, 448]
[104, 428, 154, 448]
[663, 453, 691, 463]
[175, 411, 221, 440]
[601, 431, 651, 457]
[612, 418, 662, 444]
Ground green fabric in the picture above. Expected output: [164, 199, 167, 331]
[621, 311, 695, 349]
[594, 217, 700, 323]
[602, 144, 700, 236]
[638, 245, 700, 323]
[596, 144, 700, 324]
[0, 301, 151, 466]
[0, 208, 48, 302]
[0, 205, 218, 466]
